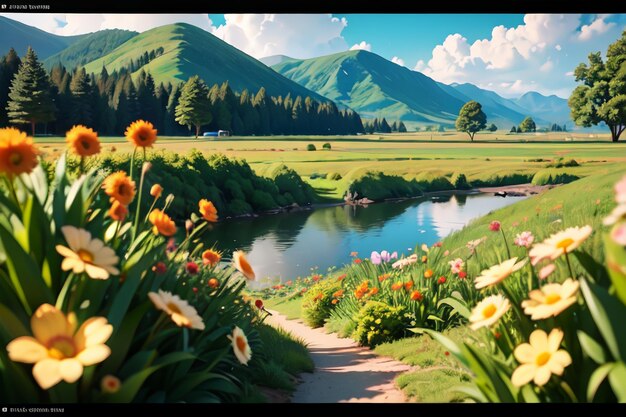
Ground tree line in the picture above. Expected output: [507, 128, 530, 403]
[0, 46, 365, 136]
[362, 117, 407, 134]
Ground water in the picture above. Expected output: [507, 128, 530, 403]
[205, 193, 525, 283]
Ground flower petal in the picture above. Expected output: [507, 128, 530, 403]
[6, 336, 48, 363]
[56, 245, 78, 259]
[511, 364, 536, 387]
[32, 358, 62, 390]
[551, 350, 572, 368]
[31, 304, 71, 344]
[75, 318, 113, 349]
[529, 329, 549, 351]
[76, 345, 111, 366]
[62, 257, 85, 274]
[84, 263, 110, 280]
[547, 329, 564, 352]
[61, 226, 81, 251]
[533, 366, 552, 386]
[513, 343, 535, 363]
[59, 358, 84, 383]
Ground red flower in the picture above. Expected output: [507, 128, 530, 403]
[458, 271, 467, 279]
[444, 351, 450, 356]
[494, 331, 502, 340]
[404, 281, 414, 291]
[489, 221, 501, 232]
[192, 287, 198, 294]
[285, 280, 293, 286]
[354, 258, 362, 264]
[186, 261, 199, 275]
[437, 276, 447, 284]
[410, 290, 423, 301]
[312, 274, 321, 282]
[433, 241, 443, 248]
[337, 274, 347, 281]
[151, 261, 167, 275]
[255, 299, 264, 309]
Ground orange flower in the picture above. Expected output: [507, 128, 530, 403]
[355, 281, 370, 299]
[199, 199, 218, 222]
[102, 171, 136, 206]
[410, 290, 423, 301]
[0, 127, 38, 176]
[331, 299, 339, 305]
[391, 281, 403, 291]
[378, 273, 390, 282]
[313, 293, 324, 302]
[202, 249, 221, 266]
[404, 281, 414, 291]
[125, 120, 157, 148]
[333, 289, 344, 298]
[421, 255, 428, 263]
[424, 269, 433, 279]
[150, 184, 163, 199]
[336, 274, 347, 281]
[149, 209, 177, 236]
[66, 125, 100, 157]
[108, 200, 128, 221]
[208, 278, 219, 289]
[369, 287, 379, 296]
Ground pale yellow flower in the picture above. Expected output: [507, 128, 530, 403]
[392, 254, 418, 269]
[56, 225, 119, 279]
[521, 279, 579, 320]
[474, 257, 526, 289]
[148, 290, 205, 330]
[511, 329, 572, 387]
[228, 326, 252, 365]
[233, 250, 255, 280]
[469, 294, 510, 330]
[529, 225, 592, 266]
[6, 304, 112, 390]
[603, 204, 626, 226]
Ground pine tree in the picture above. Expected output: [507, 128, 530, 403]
[70, 67, 93, 126]
[398, 121, 407, 133]
[0, 48, 21, 127]
[175, 75, 212, 138]
[6, 47, 56, 135]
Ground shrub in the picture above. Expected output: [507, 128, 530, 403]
[547, 158, 579, 168]
[451, 172, 471, 190]
[415, 172, 454, 192]
[266, 164, 317, 205]
[322, 143, 331, 150]
[531, 169, 580, 185]
[349, 171, 422, 200]
[302, 278, 343, 328]
[328, 172, 342, 181]
[306, 144, 317, 151]
[309, 172, 327, 180]
[354, 301, 410, 347]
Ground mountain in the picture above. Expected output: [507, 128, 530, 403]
[272, 49, 465, 125]
[44, 29, 138, 70]
[0, 16, 84, 59]
[83, 23, 326, 100]
[514, 91, 571, 125]
[259, 55, 295, 66]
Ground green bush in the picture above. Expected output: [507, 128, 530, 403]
[322, 143, 331, 150]
[471, 172, 534, 187]
[414, 172, 454, 192]
[266, 164, 318, 206]
[310, 172, 327, 180]
[349, 171, 422, 200]
[302, 279, 343, 328]
[450, 172, 471, 190]
[328, 172, 342, 181]
[354, 301, 410, 347]
[307, 144, 317, 151]
[547, 158, 579, 168]
[531, 169, 580, 185]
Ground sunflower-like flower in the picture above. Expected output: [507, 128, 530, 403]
[521, 278, 579, 320]
[125, 120, 157, 148]
[56, 226, 119, 280]
[474, 257, 526, 289]
[199, 199, 218, 222]
[202, 249, 222, 267]
[102, 171, 136, 206]
[0, 127, 38, 176]
[66, 125, 100, 157]
[511, 329, 572, 387]
[228, 326, 252, 365]
[148, 289, 205, 330]
[469, 294, 510, 330]
[529, 226, 592, 266]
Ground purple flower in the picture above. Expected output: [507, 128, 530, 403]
[391, 251, 398, 259]
[370, 251, 382, 265]
[380, 250, 392, 263]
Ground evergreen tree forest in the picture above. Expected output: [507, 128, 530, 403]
[0, 47, 365, 136]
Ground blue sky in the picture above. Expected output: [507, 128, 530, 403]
[2, 13, 625, 98]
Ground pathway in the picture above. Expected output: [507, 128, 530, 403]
[266, 310, 414, 403]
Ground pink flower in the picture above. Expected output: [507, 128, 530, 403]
[285, 280, 292, 286]
[615, 175, 626, 204]
[350, 251, 358, 257]
[433, 241, 443, 247]
[449, 258, 464, 274]
[538, 264, 556, 280]
[390, 251, 398, 259]
[514, 231, 535, 248]
[489, 221, 501, 232]
[443, 250, 450, 256]
[611, 223, 626, 246]
[370, 251, 382, 265]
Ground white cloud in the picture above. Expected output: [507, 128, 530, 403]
[565, 71, 574, 76]
[555, 44, 562, 51]
[350, 41, 371, 51]
[391, 56, 405, 66]
[414, 59, 426, 72]
[579, 16, 615, 41]
[539, 59, 554, 72]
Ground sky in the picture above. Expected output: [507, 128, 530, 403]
[2, 13, 626, 98]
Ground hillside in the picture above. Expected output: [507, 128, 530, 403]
[259, 55, 295, 66]
[514, 91, 571, 126]
[44, 29, 138, 70]
[83, 23, 326, 100]
[0, 16, 84, 59]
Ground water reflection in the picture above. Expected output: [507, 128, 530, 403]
[204, 193, 525, 281]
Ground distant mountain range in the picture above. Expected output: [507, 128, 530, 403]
[0, 16, 574, 129]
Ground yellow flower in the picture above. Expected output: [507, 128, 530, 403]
[125, 120, 157, 148]
[199, 199, 218, 222]
[102, 171, 136, 206]
[148, 289, 205, 330]
[469, 294, 510, 330]
[202, 249, 222, 267]
[150, 184, 163, 199]
[148, 209, 177, 236]
[101, 375, 121, 394]
[6, 304, 112, 390]
[529, 225, 592, 266]
[474, 257, 526, 289]
[521, 278, 579, 320]
[56, 225, 119, 280]
[0, 127, 38, 176]
[108, 200, 128, 222]
[66, 125, 100, 157]
[233, 250, 255, 280]
[228, 326, 252, 365]
[511, 329, 572, 387]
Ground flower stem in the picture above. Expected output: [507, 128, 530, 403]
[132, 161, 147, 242]
[500, 228, 511, 259]
[3, 175, 20, 208]
[564, 252, 575, 278]
[129, 146, 137, 181]
[55, 273, 75, 310]
[79, 156, 85, 176]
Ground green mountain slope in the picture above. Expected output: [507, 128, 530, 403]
[272, 50, 465, 125]
[0, 16, 84, 59]
[44, 29, 138, 70]
[514, 91, 571, 126]
[83, 23, 325, 100]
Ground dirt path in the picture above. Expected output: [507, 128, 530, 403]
[266, 310, 414, 403]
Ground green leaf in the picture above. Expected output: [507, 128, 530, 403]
[574, 250, 610, 286]
[519, 384, 540, 403]
[578, 330, 607, 364]
[603, 232, 626, 305]
[452, 384, 488, 402]
[608, 362, 626, 402]
[0, 303, 29, 341]
[438, 296, 471, 319]
[25, 164, 49, 205]
[587, 363, 614, 402]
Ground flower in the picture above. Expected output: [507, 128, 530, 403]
[199, 199, 218, 222]
[514, 231, 535, 248]
[458, 271, 467, 279]
[538, 264, 556, 280]
[56, 226, 119, 280]
[255, 300, 264, 309]
[391, 281, 403, 291]
[101, 375, 121, 394]
[354, 258, 362, 264]
[355, 281, 370, 299]
[149, 209, 177, 236]
[333, 289, 344, 298]
[611, 223, 626, 245]
[186, 261, 199, 275]
[208, 278, 219, 289]
[529, 225, 593, 266]
[202, 249, 222, 267]
[125, 120, 157, 148]
[614, 174, 626, 204]
[370, 251, 383, 265]
[424, 269, 433, 278]
[511, 329, 572, 387]
[421, 243, 429, 253]
[603, 204, 626, 226]
[392, 254, 418, 269]
[150, 184, 163, 199]
[285, 280, 292, 286]
[433, 241, 442, 247]
[410, 290, 423, 301]
[369, 287, 379, 296]
[108, 200, 128, 222]
[148, 290, 205, 330]
[449, 258, 465, 274]
[0, 127, 38, 176]
[332, 299, 339, 305]
[312, 274, 321, 282]
[337, 274, 347, 281]
[228, 326, 252, 365]
[6, 304, 112, 389]
[102, 171, 136, 206]
[404, 281, 414, 291]
[437, 276, 447, 284]
[66, 125, 100, 157]
[185, 219, 194, 234]
[378, 273, 390, 282]
[443, 250, 450, 256]
[313, 293, 323, 301]
[469, 295, 510, 330]
[166, 238, 177, 253]
[350, 251, 358, 257]
[521, 279, 579, 320]
[152, 262, 167, 275]
[421, 255, 428, 263]
[233, 250, 255, 280]
[390, 251, 398, 259]
[466, 237, 485, 251]
[489, 221, 501, 232]
[474, 257, 526, 289]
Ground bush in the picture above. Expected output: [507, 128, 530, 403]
[266, 164, 318, 205]
[349, 171, 422, 200]
[309, 172, 327, 180]
[415, 172, 454, 192]
[354, 301, 410, 347]
[531, 169, 580, 185]
[307, 144, 317, 151]
[328, 172, 342, 181]
[302, 278, 343, 328]
[451, 172, 471, 190]
[547, 158, 580, 168]
[322, 143, 331, 150]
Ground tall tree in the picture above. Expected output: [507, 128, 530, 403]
[519, 117, 536, 133]
[455, 100, 487, 141]
[175, 75, 212, 138]
[69, 67, 93, 126]
[6, 47, 56, 135]
[0, 48, 21, 127]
